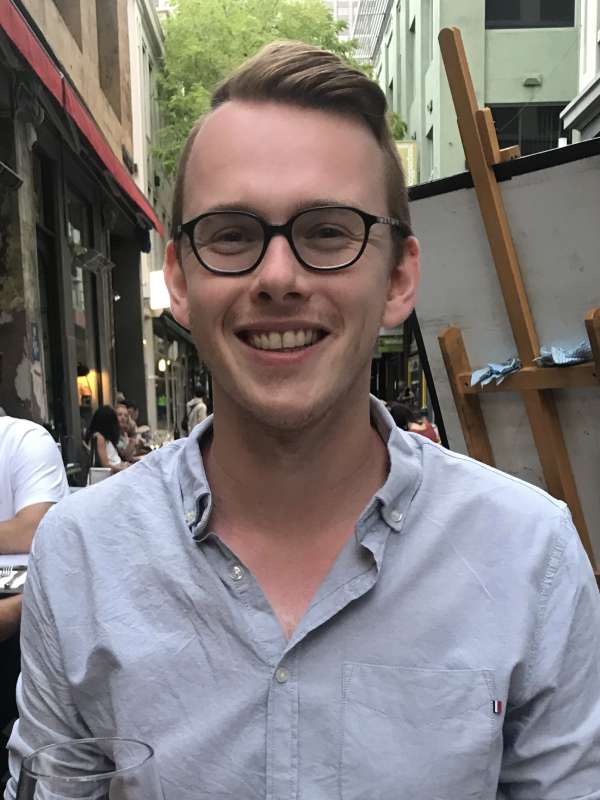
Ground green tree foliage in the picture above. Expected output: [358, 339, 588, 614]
[156, 0, 362, 173]
[387, 111, 407, 141]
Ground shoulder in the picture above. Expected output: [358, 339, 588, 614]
[401, 429, 565, 514]
[394, 429, 575, 562]
[0, 417, 63, 468]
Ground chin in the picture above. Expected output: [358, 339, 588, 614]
[239, 385, 346, 434]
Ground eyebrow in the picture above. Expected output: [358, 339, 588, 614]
[196, 198, 361, 218]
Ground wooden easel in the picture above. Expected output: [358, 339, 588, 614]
[437, 28, 600, 585]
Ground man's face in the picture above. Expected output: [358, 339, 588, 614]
[166, 101, 419, 431]
[116, 404, 130, 431]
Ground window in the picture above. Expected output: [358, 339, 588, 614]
[96, 0, 121, 119]
[489, 104, 566, 155]
[485, 0, 575, 28]
[52, 0, 82, 47]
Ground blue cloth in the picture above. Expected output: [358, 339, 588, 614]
[471, 357, 521, 387]
[6, 399, 600, 800]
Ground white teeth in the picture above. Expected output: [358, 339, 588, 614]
[282, 331, 296, 349]
[268, 332, 283, 350]
[244, 328, 323, 351]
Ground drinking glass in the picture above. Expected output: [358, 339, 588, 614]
[16, 737, 164, 800]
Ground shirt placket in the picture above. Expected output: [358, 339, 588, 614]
[266, 648, 299, 800]
[213, 544, 300, 800]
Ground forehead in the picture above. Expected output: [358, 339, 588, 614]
[183, 101, 388, 219]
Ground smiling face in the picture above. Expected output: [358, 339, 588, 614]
[165, 101, 419, 432]
[116, 404, 130, 433]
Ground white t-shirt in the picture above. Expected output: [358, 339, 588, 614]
[0, 417, 69, 523]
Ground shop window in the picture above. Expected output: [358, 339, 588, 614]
[485, 0, 575, 28]
[489, 104, 565, 155]
[52, 0, 82, 48]
[66, 187, 101, 429]
[96, 0, 121, 120]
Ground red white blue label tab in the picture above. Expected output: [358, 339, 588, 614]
[492, 700, 503, 715]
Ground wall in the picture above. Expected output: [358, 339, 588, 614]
[579, 0, 600, 90]
[127, 0, 172, 430]
[20, 0, 133, 163]
[485, 28, 579, 104]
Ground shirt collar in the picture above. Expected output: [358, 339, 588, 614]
[177, 396, 423, 539]
[369, 396, 423, 534]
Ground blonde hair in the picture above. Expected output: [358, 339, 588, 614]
[171, 41, 411, 256]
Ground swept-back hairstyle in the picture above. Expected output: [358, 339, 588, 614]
[171, 40, 411, 257]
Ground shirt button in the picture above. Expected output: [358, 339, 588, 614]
[275, 667, 289, 684]
[229, 564, 244, 582]
[390, 509, 403, 523]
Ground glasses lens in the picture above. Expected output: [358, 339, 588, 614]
[193, 213, 263, 272]
[292, 208, 366, 269]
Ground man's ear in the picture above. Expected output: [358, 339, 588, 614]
[164, 239, 190, 329]
[381, 236, 420, 329]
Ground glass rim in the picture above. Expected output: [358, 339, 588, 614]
[21, 736, 155, 783]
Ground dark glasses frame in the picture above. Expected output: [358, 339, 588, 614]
[174, 205, 413, 275]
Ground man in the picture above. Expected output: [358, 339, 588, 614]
[6, 42, 600, 799]
[0, 415, 68, 779]
[186, 392, 207, 431]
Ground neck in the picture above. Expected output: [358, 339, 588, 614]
[203, 391, 388, 538]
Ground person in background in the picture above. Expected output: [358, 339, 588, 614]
[388, 401, 415, 431]
[115, 403, 139, 463]
[186, 392, 207, 432]
[389, 402, 441, 443]
[86, 406, 128, 474]
[121, 400, 151, 454]
[0, 415, 68, 782]
[418, 406, 441, 443]
[409, 406, 441, 443]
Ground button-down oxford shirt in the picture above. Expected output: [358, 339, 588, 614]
[6, 400, 600, 800]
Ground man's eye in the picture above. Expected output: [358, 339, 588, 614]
[308, 225, 348, 239]
[211, 229, 247, 243]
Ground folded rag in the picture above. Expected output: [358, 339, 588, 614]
[471, 357, 521, 387]
[534, 340, 592, 366]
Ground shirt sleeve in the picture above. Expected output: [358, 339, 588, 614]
[4, 516, 91, 800]
[11, 427, 69, 513]
[499, 509, 600, 799]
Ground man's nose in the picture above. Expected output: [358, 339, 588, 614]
[248, 234, 310, 303]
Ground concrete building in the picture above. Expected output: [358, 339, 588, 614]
[561, 0, 600, 141]
[133, 0, 205, 435]
[128, 0, 170, 433]
[359, 0, 581, 181]
[0, 0, 163, 467]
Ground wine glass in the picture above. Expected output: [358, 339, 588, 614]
[16, 737, 164, 800]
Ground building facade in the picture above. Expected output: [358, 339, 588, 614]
[359, 0, 581, 181]
[0, 0, 162, 467]
[561, 0, 600, 140]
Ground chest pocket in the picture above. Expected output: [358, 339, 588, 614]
[339, 663, 496, 800]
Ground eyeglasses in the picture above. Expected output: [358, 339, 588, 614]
[175, 205, 412, 275]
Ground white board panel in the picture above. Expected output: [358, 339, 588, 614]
[411, 147, 600, 557]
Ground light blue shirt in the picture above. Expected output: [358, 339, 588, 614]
[7, 400, 600, 799]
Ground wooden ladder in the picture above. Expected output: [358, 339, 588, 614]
[437, 27, 600, 586]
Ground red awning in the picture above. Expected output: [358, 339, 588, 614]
[0, 0, 164, 237]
